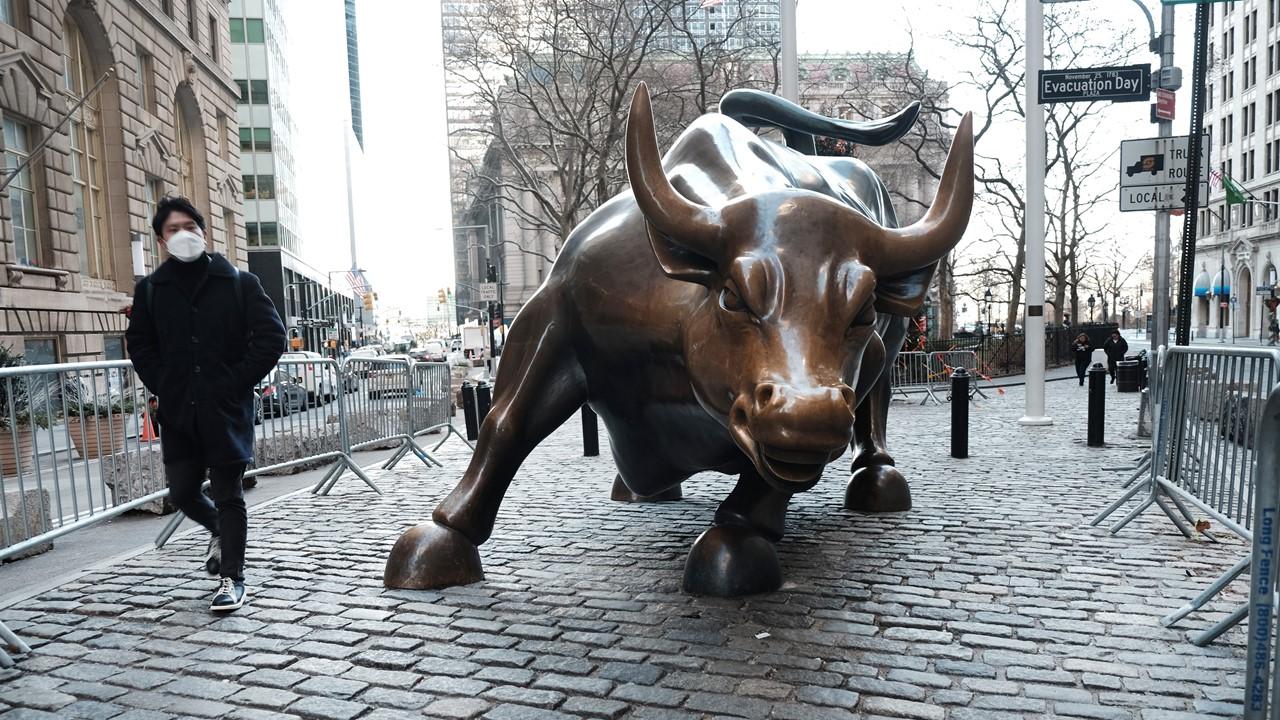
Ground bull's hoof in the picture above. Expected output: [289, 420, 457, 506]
[682, 525, 782, 597]
[384, 522, 484, 589]
[845, 465, 912, 512]
[611, 474, 682, 502]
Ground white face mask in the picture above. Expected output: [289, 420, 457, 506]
[165, 228, 206, 263]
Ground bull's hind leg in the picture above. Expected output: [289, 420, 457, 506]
[846, 315, 911, 512]
[384, 295, 585, 589]
[610, 475, 683, 502]
[683, 468, 789, 596]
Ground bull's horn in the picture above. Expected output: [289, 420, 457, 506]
[876, 111, 974, 276]
[626, 83, 722, 252]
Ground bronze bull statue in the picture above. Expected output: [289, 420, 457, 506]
[386, 84, 973, 597]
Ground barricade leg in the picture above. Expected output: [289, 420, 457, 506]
[317, 456, 381, 496]
[154, 510, 186, 549]
[1162, 555, 1251, 628]
[428, 423, 475, 453]
[311, 462, 343, 495]
[0, 620, 29, 667]
[1154, 494, 1196, 539]
[1191, 602, 1250, 647]
[1089, 480, 1149, 527]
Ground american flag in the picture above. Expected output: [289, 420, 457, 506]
[344, 269, 371, 295]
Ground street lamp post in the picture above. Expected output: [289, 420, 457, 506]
[1088, 295, 1096, 323]
[983, 288, 993, 335]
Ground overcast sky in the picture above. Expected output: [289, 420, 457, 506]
[283, 0, 1197, 324]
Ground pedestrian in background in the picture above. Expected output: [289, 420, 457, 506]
[1102, 330, 1128, 384]
[125, 197, 286, 613]
[1269, 315, 1279, 345]
[1072, 332, 1092, 387]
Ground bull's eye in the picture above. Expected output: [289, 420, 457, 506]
[720, 282, 749, 314]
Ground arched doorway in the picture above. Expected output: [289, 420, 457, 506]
[173, 85, 209, 212]
[1238, 266, 1252, 338]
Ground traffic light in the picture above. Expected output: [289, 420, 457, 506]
[362, 293, 374, 310]
[437, 288, 447, 305]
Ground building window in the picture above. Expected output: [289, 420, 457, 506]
[217, 113, 228, 160]
[162, 0, 172, 17]
[143, 176, 163, 269]
[24, 338, 57, 365]
[250, 79, 268, 104]
[243, 174, 274, 200]
[3, 119, 39, 266]
[258, 221, 277, 246]
[230, 17, 244, 43]
[208, 14, 218, 61]
[239, 126, 271, 152]
[103, 335, 125, 360]
[223, 207, 235, 264]
[136, 49, 157, 114]
[65, 19, 111, 280]
[245, 18, 264, 43]
[186, 0, 196, 37]
[0, 0, 25, 30]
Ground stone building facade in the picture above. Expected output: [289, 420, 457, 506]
[0, 0, 240, 364]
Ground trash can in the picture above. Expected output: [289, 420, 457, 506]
[1115, 360, 1141, 393]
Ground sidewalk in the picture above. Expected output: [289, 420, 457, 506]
[0, 386, 1247, 719]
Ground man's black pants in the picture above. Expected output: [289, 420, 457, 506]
[166, 460, 248, 582]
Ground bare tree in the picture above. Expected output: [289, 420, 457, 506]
[446, 0, 777, 268]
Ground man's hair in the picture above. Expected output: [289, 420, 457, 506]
[151, 196, 205, 237]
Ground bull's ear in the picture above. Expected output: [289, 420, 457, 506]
[873, 261, 937, 316]
[644, 222, 720, 285]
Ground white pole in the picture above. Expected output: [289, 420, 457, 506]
[1020, 0, 1052, 426]
[780, 0, 798, 102]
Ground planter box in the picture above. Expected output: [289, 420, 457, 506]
[0, 430, 33, 476]
[68, 413, 127, 460]
[1, 488, 52, 560]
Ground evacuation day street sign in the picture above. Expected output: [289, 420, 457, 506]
[1039, 65, 1151, 104]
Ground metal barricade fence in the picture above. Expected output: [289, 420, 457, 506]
[409, 362, 473, 453]
[1244, 382, 1280, 720]
[929, 350, 987, 401]
[890, 351, 939, 404]
[1091, 345, 1280, 645]
[0, 360, 157, 563]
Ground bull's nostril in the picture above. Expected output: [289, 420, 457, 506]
[732, 405, 749, 428]
[754, 384, 775, 408]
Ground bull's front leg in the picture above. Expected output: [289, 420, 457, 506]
[683, 467, 789, 597]
[846, 315, 911, 513]
[384, 299, 586, 589]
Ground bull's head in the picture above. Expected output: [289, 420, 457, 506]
[626, 83, 973, 494]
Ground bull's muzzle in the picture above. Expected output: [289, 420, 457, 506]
[729, 382, 855, 491]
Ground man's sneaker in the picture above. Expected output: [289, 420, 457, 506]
[204, 538, 220, 576]
[210, 578, 246, 612]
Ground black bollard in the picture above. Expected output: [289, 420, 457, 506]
[475, 381, 492, 426]
[1088, 362, 1107, 447]
[951, 367, 969, 459]
[582, 405, 600, 457]
[461, 382, 479, 441]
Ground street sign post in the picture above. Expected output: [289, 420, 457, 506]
[1120, 183, 1208, 212]
[1119, 134, 1209, 212]
[1039, 64, 1151, 104]
[1260, 285, 1278, 296]
[478, 282, 499, 302]
[1154, 88, 1175, 120]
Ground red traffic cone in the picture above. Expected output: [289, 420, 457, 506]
[140, 411, 158, 442]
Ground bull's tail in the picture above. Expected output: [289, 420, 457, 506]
[718, 88, 919, 156]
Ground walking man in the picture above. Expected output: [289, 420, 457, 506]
[1102, 330, 1129, 384]
[126, 197, 286, 612]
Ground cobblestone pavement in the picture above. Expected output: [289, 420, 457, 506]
[0, 380, 1250, 719]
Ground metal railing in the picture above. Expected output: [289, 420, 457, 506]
[929, 350, 988, 402]
[1091, 345, 1280, 645]
[1243, 382, 1280, 719]
[1, 355, 463, 563]
[890, 351, 939, 404]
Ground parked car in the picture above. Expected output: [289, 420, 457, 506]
[279, 350, 339, 405]
[256, 370, 309, 417]
[367, 354, 413, 399]
[420, 339, 447, 363]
